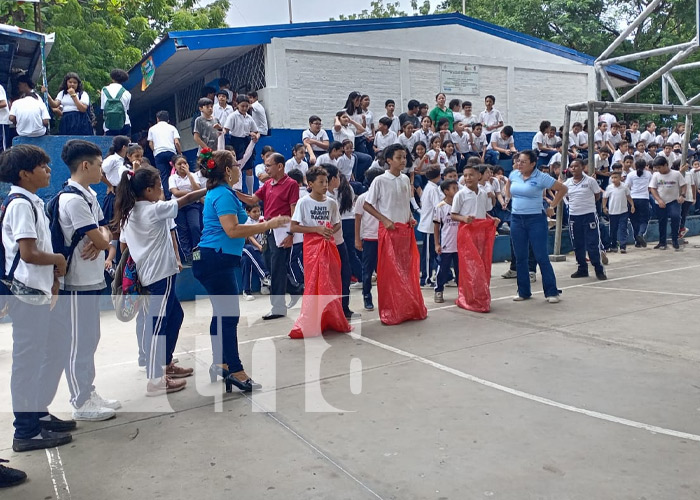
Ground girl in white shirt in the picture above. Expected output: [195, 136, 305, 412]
[416, 116, 434, 146]
[43, 72, 93, 135]
[284, 143, 309, 176]
[101, 135, 130, 227]
[625, 159, 653, 247]
[114, 165, 206, 395]
[427, 136, 448, 173]
[443, 140, 458, 169]
[168, 154, 206, 263]
[398, 121, 419, 152]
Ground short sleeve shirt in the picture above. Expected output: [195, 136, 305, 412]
[194, 115, 220, 152]
[429, 107, 454, 131]
[199, 185, 248, 255]
[649, 170, 686, 203]
[603, 183, 631, 215]
[434, 201, 459, 253]
[564, 174, 601, 216]
[291, 196, 340, 228]
[451, 185, 488, 219]
[508, 169, 556, 215]
[255, 175, 300, 218]
[364, 171, 412, 224]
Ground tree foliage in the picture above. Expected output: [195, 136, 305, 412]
[0, 0, 230, 98]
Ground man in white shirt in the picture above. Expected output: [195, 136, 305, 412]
[147, 110, 181, 200]
[247, 91, 268, 135]
[100, 69, 131, 136]
[564, 160, 606, 280]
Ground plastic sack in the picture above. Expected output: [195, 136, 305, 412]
[377, 223, 428, 325]
[289, 233, 351, 338]
[456, 219, 497, 313]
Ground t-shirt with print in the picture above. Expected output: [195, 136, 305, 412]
[649, 170, 686, 204]
[433, 201, 459, 253]
[292, 195, 340, 231]
[564, 174, 600, 216]
[194, 115, 220, 152]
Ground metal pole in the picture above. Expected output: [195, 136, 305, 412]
[288, 0, 293, 23]
[462, 0, 466, 14]
[596, 0, 663, 61]
[670, 60, 700, 72]
[587, 103, 596, 176]
[682, 115, 693, 164]
[662, 75, 669, 105]
[666, 74, 688, 104]
[685, 91, 700, 106]
[618, 43, 698, 103]
[598, 41, 696, 67]
[553, 106, 571, 257]
[596, 68, 620, 101]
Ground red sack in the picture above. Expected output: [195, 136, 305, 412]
[377, 223, 428, 325]
[456, 219, 497, 313]
[289, 233, 351, 338]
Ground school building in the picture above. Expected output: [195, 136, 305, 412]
[125, 12, 639, 156]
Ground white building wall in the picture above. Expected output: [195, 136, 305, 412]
[265, 24, 597, 131]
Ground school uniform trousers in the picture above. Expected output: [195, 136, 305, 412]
[10, 298, 52, 439]
[241, 243, 270, 293]
[287, 242, 304, 291]
[265, 230, 303, 316]
[39, 289, 103, 410]
[141, 274, 184, 379]
[568, 211, 604, 274]
[630, 198, 651, 239]
[608, 210, 630, 249]
[434, 252, 459, 293]
[361, 239, 378, 300]
[656, 200, 681, 246]
[336, 241, 352, 314]
[175, 202, 203, 260]
[154, 150, 177, 201]
[419, 231, 437, 284]
[342, 218, 362, 280]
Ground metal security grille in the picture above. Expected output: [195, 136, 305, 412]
[220, 45, 266, 94]
[177, 76, 205, 123]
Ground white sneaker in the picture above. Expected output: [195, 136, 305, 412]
[90, 391, 121, 410]
[260, 285, 270, 295]
[446, 280, 458, 287]
[72, 398, 116, 421]
[512, 295, 530, 302]
[349, 282, 363, 290]
[546, 295, 561, 304]
[501, 269, 518, 279]
[262, 277, 271, 287]
[243, 291, 256, 301]
[529, 272, 536, 283]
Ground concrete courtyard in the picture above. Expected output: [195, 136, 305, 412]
[1, 238, 699, 500]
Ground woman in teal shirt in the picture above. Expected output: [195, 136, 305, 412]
[428, 93, 454, 132]
[193, 149, 289, 392]
[505, 150, 567, 303]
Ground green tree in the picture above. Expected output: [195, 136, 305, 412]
[332, 0, 430, 21]
[0, 0, 230, 98]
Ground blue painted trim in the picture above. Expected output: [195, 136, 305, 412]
[128, 13, 638, 86]
[125, 38, 178, 91]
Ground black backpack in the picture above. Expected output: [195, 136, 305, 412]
[45, 185, 93, 271]
[0, 193, 38, 315]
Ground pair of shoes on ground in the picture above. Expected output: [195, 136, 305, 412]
[500, 269, 536, 282]
[146, 363, 193, 397]
[72, 391, 122, 422]
[571, 269, 607, 280]
[13, 414, 77, 453]
[513, 295, 560, 303]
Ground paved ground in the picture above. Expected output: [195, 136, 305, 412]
[1, 238, 700, 500]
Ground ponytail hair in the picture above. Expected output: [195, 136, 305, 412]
[111, 166, 160, 231]
[198, 149, 236, 190]
[108, 135, 130, 156]
[324, 164, 354, 214]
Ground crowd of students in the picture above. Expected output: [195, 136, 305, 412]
[1, 69, 700, 488]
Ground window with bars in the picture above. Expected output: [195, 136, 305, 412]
[176, 76, 205, 123]
[219, 45, 266, 94]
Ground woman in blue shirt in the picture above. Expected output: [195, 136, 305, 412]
[194, 149, 289, 392]
[505, 150, 568, 302]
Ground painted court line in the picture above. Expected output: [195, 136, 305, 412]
[46, 448, 71, 500]
[584, 286, 700, 298]
[348, 332, 700, 443]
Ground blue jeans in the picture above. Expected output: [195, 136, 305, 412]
[656, 200, 681, 246]
[630, 198, 650, 238]
[155, 151, 176, 200]
[342, 219, 362, 280]
[510, 213, 559, 298]
[608, 212, 630, 249]
[485, 150, 514, 166]
[419, 232, 437, 284]
[241, 243, 270, 293]
[568, 212, 604, 274]
[192, 249, 244, 372]
[361, 240, 378, 300]
[435, 252, 459, 292]
[142, 275, 184, 379]
[10, 298, 51, 439]
[176, 203, 203, 260]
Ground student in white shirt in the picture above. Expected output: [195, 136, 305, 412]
[0, 144, 74, 452]
[224, 95, 260, 195]
[450, 98, 465, 124]
[417, 166, 442, 287]
[334, 111, 364, 148]
[0, 83, 9, 150]
[114, 165, 206, 396]
[100, 135, 130, 229]
[626, 120, 641, 146]
[626, 159, 653, 247]
[47, 140, 118, 422]
[315, 141, 343, 168]
[478, 95, 504, 140]
[681, 160, 700, 236]
[649, 156, 686, 250]
[354, 166, 384, 311]
[668, 122, 685, 146]
[604, 122, 622, 151]
[9, 75, 49, 138]
[337, 140, 357, 181]
[612, 140, 630, 164]
[380, 99, 401, 134]
[470, 123, 488, 162]
[564, 160, 606, 280]
[416, 115, 434, 148]
[398, 121, 420, 152]
[357, 94, 375, 156]
[373, 116, 398, 153]
[169, 154, 206, 263]
[593, 121, 608, 151]
[602, 171, 635, 253]
[43, 72, 93, 135]
[148, 110, 182, 200]
[485, 126, 517, 166]
[303, 115, 330, 165]
[639, 121, 656, 147]
[451, 121, 472, 168]
[247, 91, 268, 135]
[426, 135, 449, 173]
[433, 179, 461, 303]
[213, 90, 233, 125]
[285, 143, 309, 176]
[101, 69, 131, 136]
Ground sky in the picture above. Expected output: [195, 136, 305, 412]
[225, 0, 439, 27]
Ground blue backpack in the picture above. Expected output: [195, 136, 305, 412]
[45, 185, 93, 271]
[0, 193, 39, 315]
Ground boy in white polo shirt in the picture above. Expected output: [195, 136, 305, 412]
[602, 171, 635, 253]
[417, 165, 442, 287]
[46, 140, 119, 422]
[148, 110, 181, 200]
[0, 145, 72, 452]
